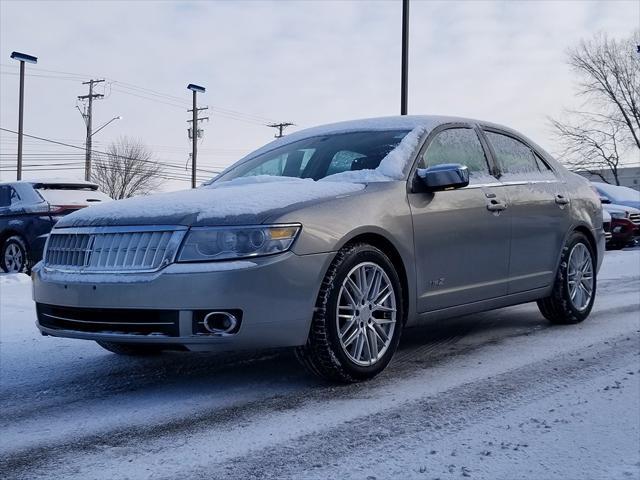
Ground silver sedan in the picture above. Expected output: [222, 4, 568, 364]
[32, 115, 605, 382]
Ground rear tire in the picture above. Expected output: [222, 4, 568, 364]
[1, 235, 28, 273]
[97, 341, 165, 356]
[537, 231, 596, 325]
[295, 243, 404, 383]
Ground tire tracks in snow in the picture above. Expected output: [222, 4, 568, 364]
[2, 302, 638, 480]
[183, 334, 640, 480]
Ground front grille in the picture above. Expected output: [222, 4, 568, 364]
[629, 213, 640, 226]
[44, 226, 187, 272]
[37, 304, 180, 336]
[603, 221, 611, 232]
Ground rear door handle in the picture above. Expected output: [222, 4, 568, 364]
[555, 194, 570, 206]
[486, 200, 507, 212]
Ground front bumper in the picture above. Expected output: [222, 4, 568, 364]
[32, 251, 334, 352]
[609, 219, 640, 246]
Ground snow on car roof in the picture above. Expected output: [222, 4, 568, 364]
[242, 115, 465, 161]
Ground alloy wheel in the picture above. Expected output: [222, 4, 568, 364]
[336, 262, 397, 366]
[567, 243, 594, 312]
[4, 243, 24, 273]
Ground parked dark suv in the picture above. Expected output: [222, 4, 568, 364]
[0, 181, 111, 272]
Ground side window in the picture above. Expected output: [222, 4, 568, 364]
[420, 128, 492, 182]
[0, 186, 11, 208]
[485, 131, 540, 176]
[0, 186, 19, 208]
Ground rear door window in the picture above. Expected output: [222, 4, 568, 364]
[420, 128, 493, 183]
[485, 131, 554, 180]
[0, 186, 20, 208]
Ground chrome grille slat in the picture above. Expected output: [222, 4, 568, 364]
[44, 226, 186, 273]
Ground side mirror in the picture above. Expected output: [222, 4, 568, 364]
[416, 163, 470, 192]
[599, 195, 611, 204]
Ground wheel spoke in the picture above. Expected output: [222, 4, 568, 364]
[367, 326, 379, 361]
[354, 332, 365, 361]
[363, 329, 373, 364]
[345, 278, 363, 304]
[367, 269, 382, 302]
[357, 267, 368, 299]
[339, 315, 357, 338]
[372, 322, 389, 343]
[342, 285, 359, 309]
[343, 327, 359, 348]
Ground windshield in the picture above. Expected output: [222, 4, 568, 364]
[36, 188, 111, 205]
[595, 183, 640, 202]
[215, 130, 411, 182]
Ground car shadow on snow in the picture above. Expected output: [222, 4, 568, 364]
[3, 304, 551, 425]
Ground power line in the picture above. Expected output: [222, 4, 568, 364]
[0, 127, 223, 179]
[0, 63, 285, 127]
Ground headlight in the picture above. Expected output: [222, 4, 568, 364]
[177, 224, 301, 262]
[609, 211, 628, 219]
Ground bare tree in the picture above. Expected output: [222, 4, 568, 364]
[551, 30, 639, 184]
[92, 137, 163, 199]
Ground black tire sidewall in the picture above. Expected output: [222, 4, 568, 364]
[1, 236, 28, 273]
[323, 246, 403, 379]
[559, 233, 597, 321]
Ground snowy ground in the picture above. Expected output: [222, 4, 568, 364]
[1, 250, 639, 480]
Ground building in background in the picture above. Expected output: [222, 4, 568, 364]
[576, 166, 640, 191]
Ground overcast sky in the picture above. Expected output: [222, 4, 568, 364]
[1, 0, 638, 190]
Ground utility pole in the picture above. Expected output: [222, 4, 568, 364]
[401, 0, 409, 115]
[10, 52, 38, 181]
[187, 84, 206, 189]
[78, 79, 105, 181]
[267, 122, 294, 138]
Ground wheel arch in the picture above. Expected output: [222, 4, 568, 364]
[0, 228, 28, 248]
[572, 224, 598, 263]
[340, 232, 410, 325]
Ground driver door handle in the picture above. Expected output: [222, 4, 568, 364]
[486, 200, 507, 212]
[555, 194, 570, 206]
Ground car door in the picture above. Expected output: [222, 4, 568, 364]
[482, 129, 571, 293]
[408, 125, 511, 312]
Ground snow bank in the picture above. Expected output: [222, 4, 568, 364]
[0, 273, 31, 286]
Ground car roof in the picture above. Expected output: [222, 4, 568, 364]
[241, 114, 551, 164]
[0, 180, 99, 190]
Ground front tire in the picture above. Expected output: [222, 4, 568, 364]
[537, 231, 596, 325]
[295, 243, 404, 383]
[1, 235, 28, 273]
[97, 341, 165, 356]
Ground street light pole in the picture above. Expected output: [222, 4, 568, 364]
[91, 116, 122, 137]
[401, 0, 409, 116]
[10, 51, 38, 180]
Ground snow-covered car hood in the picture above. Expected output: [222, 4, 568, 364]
[603, 203, 640, 215]
[54, 176, 368, 227]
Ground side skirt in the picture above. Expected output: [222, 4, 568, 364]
[410, 286, 551, 326]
